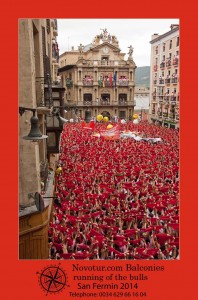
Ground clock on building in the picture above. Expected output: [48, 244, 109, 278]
[103, 47, 109, 54]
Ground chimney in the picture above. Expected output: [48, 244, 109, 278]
[151, 33, 159, 40]
[170, 24, 179, 30]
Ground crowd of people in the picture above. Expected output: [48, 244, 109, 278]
[48, 121, 179, 260]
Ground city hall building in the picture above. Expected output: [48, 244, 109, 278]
[58, 29, 136, 121]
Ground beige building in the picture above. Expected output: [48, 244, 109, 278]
[59, 29, 136, 121]
[149, 24, 179, 129]
[19, 19, 61, 259]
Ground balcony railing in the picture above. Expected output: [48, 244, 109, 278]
[83, 80, 93, 86]
[98, 80, 114, 87]
[118, 80, 129, 86]
[160, 62, 165, 68]
[165, 78, 171, 84]
[166, 60, 172, 67]
[159, 79, 165, 84]
[163, 112, 168, 117]
[164, 95, 170, 101]
[83, 101, 92, 105]
[171, 95, 177, 102]
[153, 65, 158, 72]
[173, 57, 179, 65]
[169, 114, 175, 119]
[119, 100, 128, 105]
[172, 77, 178, 84]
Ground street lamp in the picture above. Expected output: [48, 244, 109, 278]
[19, 107, 48, 141]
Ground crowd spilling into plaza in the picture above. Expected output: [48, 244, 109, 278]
[48, 121, 179, 260]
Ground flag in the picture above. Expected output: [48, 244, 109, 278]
[113, 72, 117, 87]
[100, 124, 120, 140]
[81, 120, 95, 131]
[109, 73, 112, 86]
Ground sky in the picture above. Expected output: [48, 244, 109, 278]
[57, 18, 179, 67]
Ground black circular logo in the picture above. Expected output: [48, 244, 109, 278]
[37, 264, 68, 295]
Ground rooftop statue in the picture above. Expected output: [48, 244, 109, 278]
[128, 45, 134, 59]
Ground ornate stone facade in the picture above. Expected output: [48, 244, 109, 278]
[59, 29, 136, 121]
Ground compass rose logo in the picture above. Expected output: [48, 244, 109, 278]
[36, 264, 68, 295]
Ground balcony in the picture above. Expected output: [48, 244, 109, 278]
[173, 57, 179, 66]
[98, 80, 114, 87]
[160, 62, 165, 69]
[171, 95, 177, 103]
[83, 101, 92, 106]
[166, 60, 172, 68]
[153, 65, 158, 72]
[119, 100, 128, 105]
[83, 79, 93, 86]
[163, 112, 168, 118]
[165, 78, 171, 84]
[169, 114, 175, 120]
[118, 79, 129, 86]
[172, 77, 178, 84]
[159, 79, 165, 85]
[164, 95, 170, 102]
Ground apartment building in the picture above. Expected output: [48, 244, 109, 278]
[149, 24, 179, 129]
[58, 29, 136, 121]
[19, 19, 63, 259]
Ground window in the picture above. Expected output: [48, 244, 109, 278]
[163, 55, 165, 61]
[163, 43, 166, 52]
[47, 132, 56, 147]
[176, 37, 179, 47]
[169, 40, 172, 49]
[119, 111, 126, 118]
[83, 93, 92, 104]
[155, 46, 158, 55]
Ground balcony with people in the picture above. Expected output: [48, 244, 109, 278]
[157, 110, 162, 117]
[170, 92, 177, 104]
[171, 74, 178, 84]
[83, 94, 92, 106]
[83, 75, 93, 86]
[164, 93, 170, 102]
[165, 75, 171, 84]
[153, 64, 158, 72]
[166, 59, 172, 68]
[152, 91, 157, 101]
[119, 94, 128, 105]
[160, 61, 165, 69]
[159, 76, 165, 85]
[118, 76, 129, 86]
[98, 75, 114, 87]
[153, 79, 157, 85]
[173, 55, 179, 66]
